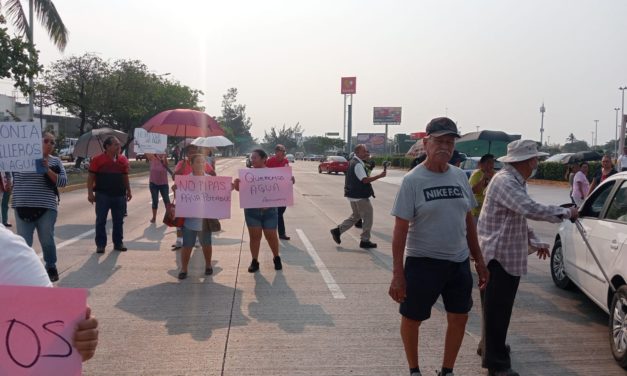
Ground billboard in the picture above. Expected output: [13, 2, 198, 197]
[341, 77, 356, 94]
[373, 107, 402, 125]
[356, 133, 386, 154]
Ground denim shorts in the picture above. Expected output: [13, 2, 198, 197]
[400, 257, 473, 321]
[181, 226, 212, 247]
[244, 208, 278, 229]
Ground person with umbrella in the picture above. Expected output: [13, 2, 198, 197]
[87, 136, 132, 254]
[12, 132, 67, 282]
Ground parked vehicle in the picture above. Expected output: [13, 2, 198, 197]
[286, 153, 295, 163]
[460, 156, 503, 177]
[318, 156, 348, 174]
[550, 172, 627, 369]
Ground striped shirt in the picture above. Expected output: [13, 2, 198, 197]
[477, 164, 571, 276]
[11, 156, 67, 211]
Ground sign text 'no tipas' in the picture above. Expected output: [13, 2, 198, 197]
[0, 122, 43, 172]
[0, 285, 87, 376]
[238, 167, 294, 209]
[175, 175, 233, 219]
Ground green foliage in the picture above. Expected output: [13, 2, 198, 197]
[536, 161, 601, 181]
[561, 140, 590, 153]
[0, 18, 41, 96]
[263, 123, 303, 151]
[218, 88, 255, 153]
[302, 136, 345, 154]
[2, 0, 69, 51]
[370, 155, 414, 169]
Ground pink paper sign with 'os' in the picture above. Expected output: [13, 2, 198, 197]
[238, 167, 294, 209]
[0, 285, 87, 376]
[175, 175, 233, 219]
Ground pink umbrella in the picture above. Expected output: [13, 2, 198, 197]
[141, 109, 225, 138]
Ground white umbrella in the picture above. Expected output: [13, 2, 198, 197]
[191, 136, 233, 148]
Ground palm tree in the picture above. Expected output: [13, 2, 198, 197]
[566, 133, 577, 144]
[1, 0, 68, 50]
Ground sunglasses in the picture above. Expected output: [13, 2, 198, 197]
[44, 139, 55, 145]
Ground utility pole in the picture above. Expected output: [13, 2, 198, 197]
[619, 87, 626, 154]
[539, 102, 546, 145]
[615, 107, 621, 157]
[594, 119, 599, 148]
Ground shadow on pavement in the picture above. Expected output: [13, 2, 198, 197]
[58, 252, 121, 289]
[116, 281, 249, 341]
[248, 272, 334, 333]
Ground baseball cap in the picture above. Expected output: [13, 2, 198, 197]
[426, 117, 461, 138]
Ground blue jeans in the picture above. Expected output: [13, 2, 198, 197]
[95, 193, 126, 248]
[15, 208, 58, 269]
[1, 191, 9, 224]
[149, 182, 170, 209]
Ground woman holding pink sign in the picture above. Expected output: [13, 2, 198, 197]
[233, 149, 282, 273]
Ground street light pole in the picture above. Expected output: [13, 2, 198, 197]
[540, 102, 546, 145]
[594, 119, 599, 148]
[619, 87, 626, 155]
[614, 107, 620, 158]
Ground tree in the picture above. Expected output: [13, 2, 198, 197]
[566, 133, 577, 143]
[303, 136, 345, 155]
[218, 88, 255, 153]
[562, 140, 590, 153]
[40, 53, 110, 135]
[262, 123, 303, 151]
[1, 0, 68, 51]
[0, 15, 41, 96]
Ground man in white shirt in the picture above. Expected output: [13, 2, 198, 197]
[0, 224, 99, 361]
[618, 147, 627, 171]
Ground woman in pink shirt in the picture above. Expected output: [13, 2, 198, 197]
[147, 153, 171, 223]
[572, 162, 590, 207]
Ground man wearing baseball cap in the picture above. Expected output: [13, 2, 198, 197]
[389, 117, 489, 376]
[477, 140, 578, 376]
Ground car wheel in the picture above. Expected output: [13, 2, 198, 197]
[318, 167, 322, 173]
[610, 285, 627, 369]
[550, 239, 573, 289]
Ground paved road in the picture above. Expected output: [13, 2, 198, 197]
[8, 159, 626, 375]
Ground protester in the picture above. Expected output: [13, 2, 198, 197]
[171, 145, 215, 250]
[205, 148, 217, 170]
[388, 117, 489, 376]
[172, 145, 181, 165]
[330, 144, 386, 249]
[571, 161, 590, 207]
[173, 154, 216, 280]
[87, 136, 131, 254]
[588, 155, 617, 195]
[12, 132, 67, 282]
[146, 153, 171, 224]
[266, 144, 295, 240]
[0, 224, 99, 361]
[448, 150, 467, 167]
[469, 154, 496, 223]
[355, 158, 376, 229]
[233, 149, 283, 273]
[617, 146, 627, 171]
[1, 172, 11, 226]
[564, 163, 579, 204]
[477, 139, 578, 376]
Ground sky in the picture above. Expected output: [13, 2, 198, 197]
[2, 0, 627, 146]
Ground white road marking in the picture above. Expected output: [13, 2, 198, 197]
[40, 228, 96, 262]
[296, 229, 345, 299]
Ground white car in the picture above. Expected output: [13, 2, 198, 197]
[551, 172, 627, 369]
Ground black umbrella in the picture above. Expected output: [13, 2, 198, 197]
[560, 150, 602, 164]
[456, 130, 521, 154]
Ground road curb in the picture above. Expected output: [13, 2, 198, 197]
[59, 171, 150, 193]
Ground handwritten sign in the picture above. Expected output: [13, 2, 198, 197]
[175, 175, 232, 219]
[0, 285, 87, 376]
[238, 167, 294, 209]
[0, 122, 43, 172]
[133, 128, 167, 154]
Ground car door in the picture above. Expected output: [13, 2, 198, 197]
[570, 180, 617, 288]
[584, 179, 627, 308]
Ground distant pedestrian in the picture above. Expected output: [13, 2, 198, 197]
[571, 162, 590, 207]
[469, 154, 496, 223]
[1, 172, 12, 227]
[588, 155, 616, 195]
[172, 145, 181, 165]
[448, 150, 467, 167]
[477, 140, 578, 376]
[266, 144, 295, 240]
[233, 149, 283, 273]
[330, 144, 386, 249]
[173, 154, 216, 280]
[87, 136, 132, 254]
[618, 147, 627, 171]
[146, 153, 172, 223]
[12, 132, 67, 282]
[564, 163, 579, 204]
[388, 117, 488, 376]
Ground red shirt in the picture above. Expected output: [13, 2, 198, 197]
[175, 160, 214, 175]
[266, 156, 289, 168]
[89, 153, 130, 196]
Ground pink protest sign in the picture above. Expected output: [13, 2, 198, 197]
[0, 285, 87, 376]
[238, 167, 294, 209]
[175, 175, 232, 219]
